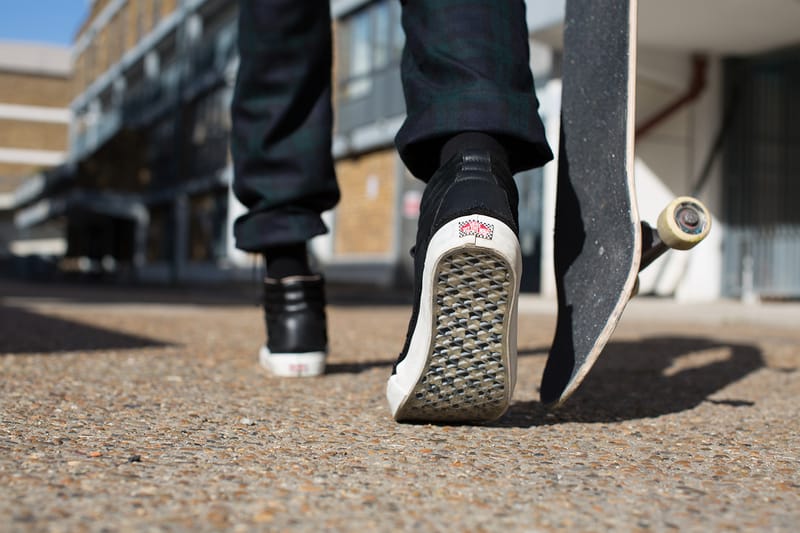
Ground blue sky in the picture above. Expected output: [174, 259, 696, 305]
[0, 1, 90, 47]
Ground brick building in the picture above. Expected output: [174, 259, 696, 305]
[13, 0, 416, 285]
[15, 0, 237, 280]
[0, 41, 71, 259]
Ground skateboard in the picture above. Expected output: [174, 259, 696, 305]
[539, 0, 712, 407]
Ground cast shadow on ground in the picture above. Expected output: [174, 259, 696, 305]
[326, 345, 551, 374]
[498, 335, 767, 427]
[327, 336, 769, 426]
[0, 278, 416, 309]
[326, 360, 395, 374]
[0, 305, 172, 355]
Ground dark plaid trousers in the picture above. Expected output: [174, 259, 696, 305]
[231, 0, 553, 252]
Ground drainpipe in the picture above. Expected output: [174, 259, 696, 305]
[636, 55, 708, 141]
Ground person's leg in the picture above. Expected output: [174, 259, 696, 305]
[231, 0, 337, 377]
[387, 0, 553, 422]
[231, 0, 339, 255]
[395, 0, 552, 180]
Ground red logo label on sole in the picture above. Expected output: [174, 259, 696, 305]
[458, 219, 494, 240]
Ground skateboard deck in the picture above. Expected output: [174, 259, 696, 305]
[540, 0, 641, 406]
[540, 0, 711, 407]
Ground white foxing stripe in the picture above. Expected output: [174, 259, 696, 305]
[0, 103, 71, 124]
[0, 147, 66, 166]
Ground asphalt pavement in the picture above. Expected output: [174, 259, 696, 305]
[1, 279, 798, 531]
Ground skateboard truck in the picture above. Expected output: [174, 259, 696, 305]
[635, 196, 712, 294]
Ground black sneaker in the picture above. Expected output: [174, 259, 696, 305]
[259, 275, 327, 377]
[386, 151, 522, 423]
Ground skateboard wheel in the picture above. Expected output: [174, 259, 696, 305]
[657, 196, 712, 250]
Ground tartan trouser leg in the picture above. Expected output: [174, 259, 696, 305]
[396, 0, 554, 180]
[231, 0, 340, 252]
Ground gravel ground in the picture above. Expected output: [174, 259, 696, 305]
[1, 281, 798, 532]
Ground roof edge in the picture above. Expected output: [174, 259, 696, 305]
[0, 40, 72, 77]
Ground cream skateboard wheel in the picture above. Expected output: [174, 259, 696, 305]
[657, 196, 711, 250]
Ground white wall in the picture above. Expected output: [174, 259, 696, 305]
[634, 47, 724, 301]
[537, 79, 562, 299]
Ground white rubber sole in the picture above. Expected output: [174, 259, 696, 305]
[259, 345, 326, 377]
[387, 215, 522, 423]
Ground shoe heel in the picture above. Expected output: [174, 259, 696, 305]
[388, 215, 521, 423]
[259, 346, 326, 377]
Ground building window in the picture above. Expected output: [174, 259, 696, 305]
[153, 0, 162, 27]
[146, 203, 172, 261]
[87, 39, 96, 83]
[335, 0, 405, 135]
[188, 190, 228, 261]
[189, 88, 232, 179]
[136, 2, 144, 41]
[119, 8, 127, 59]
[337, 0, 403, 101]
